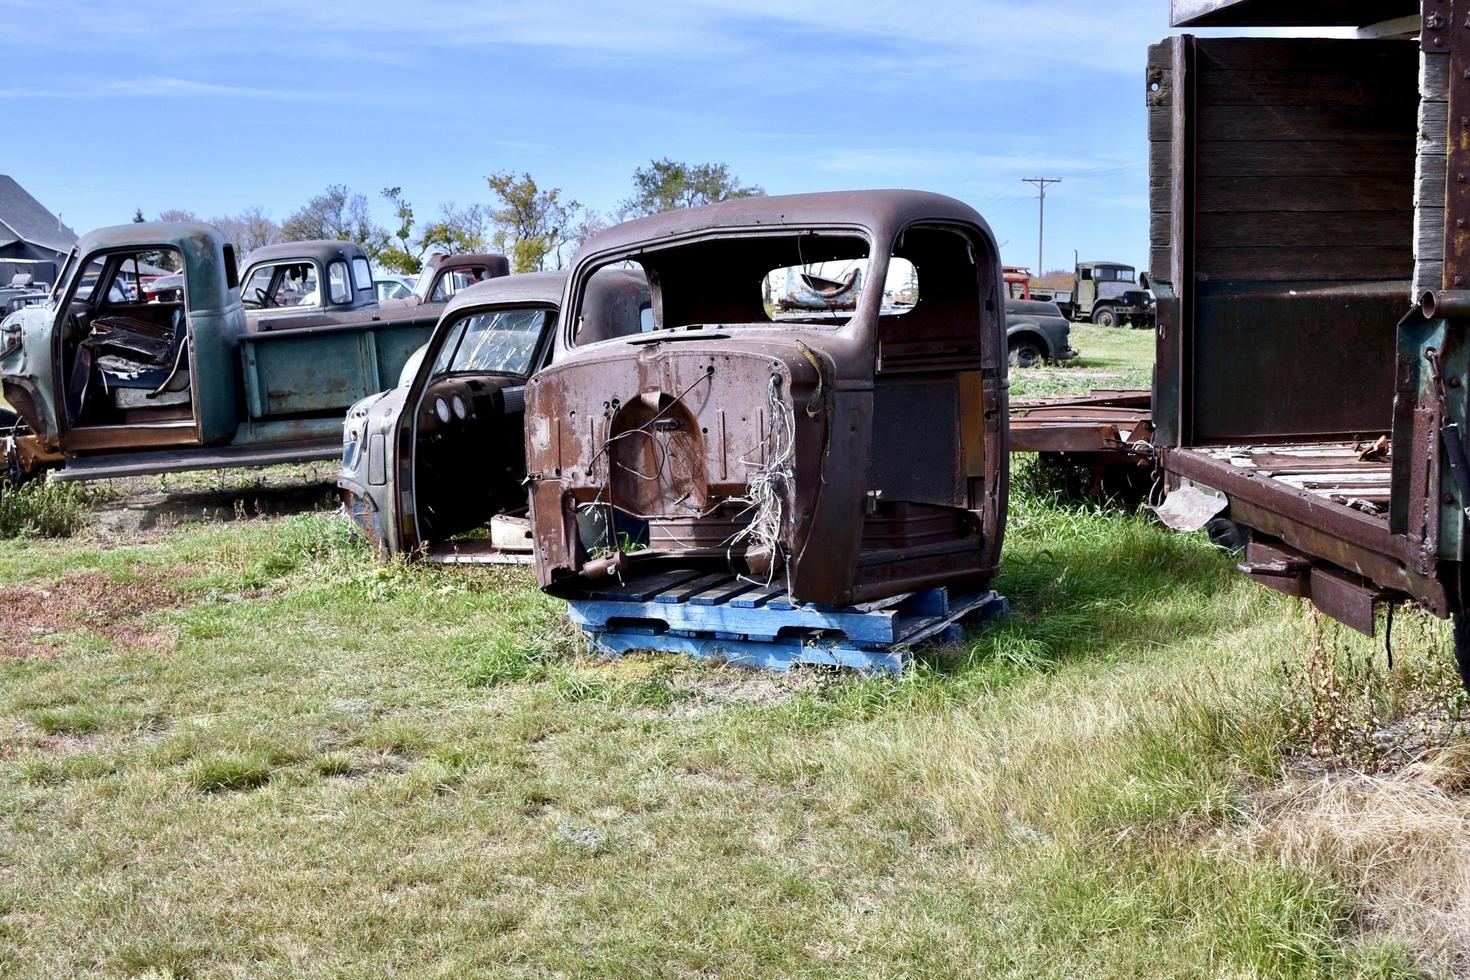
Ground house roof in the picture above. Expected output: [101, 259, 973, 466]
[1170, 0, 1417, 27]
[0, 176, 76, 255]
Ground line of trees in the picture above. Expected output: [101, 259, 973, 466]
[133, 159, 764, 276]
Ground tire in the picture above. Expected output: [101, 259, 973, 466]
[1008, 338, 1043, 369]
[1092, 307, 1119, 328]
[1453, 613, 1470, 694]
[1205, 516, 1249, 553]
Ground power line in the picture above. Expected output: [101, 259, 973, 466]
[1021, 177, 1062, 274]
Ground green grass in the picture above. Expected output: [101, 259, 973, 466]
[0, 472, 1459, 975]
[1012, 322, 1155, 399]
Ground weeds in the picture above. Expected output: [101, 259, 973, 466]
[1280, 606, 1468, 769]
[0, 481, 92, 538]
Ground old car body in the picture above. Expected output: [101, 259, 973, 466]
[374, 274, 415, 302]
[0, 223, 437, 483]
[524, 189, 1009, 607]
[338, 269, 651, 561]
[1006, 298, 1078, 368]
[379, 253, 513, 312]
[1075, 260, 1154, 328]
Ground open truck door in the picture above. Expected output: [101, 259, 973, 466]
[338, 269, 652, 562]
[1147, 11, 1470, 677]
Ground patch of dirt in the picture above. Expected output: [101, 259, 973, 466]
[82, 464, 338, 544]
[669, 663, 833, 716]
[0, 570, 184, 660]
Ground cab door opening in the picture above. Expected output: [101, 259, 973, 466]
[59, 246, 198, 441]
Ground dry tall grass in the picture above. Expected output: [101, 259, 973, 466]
[1243, 743, 1470, 976]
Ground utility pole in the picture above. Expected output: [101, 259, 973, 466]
[1022, 177, 1062, 275]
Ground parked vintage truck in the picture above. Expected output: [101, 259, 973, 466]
[524, 190, 1010, 607]
[378, 253, 512, 312]
[0, 223, 445, 483]
[1006, 298, 1078, 368]
[1074, 260, 1153, 328]
[338, 268, 651, 561]
[1146, 3, 1470, 678]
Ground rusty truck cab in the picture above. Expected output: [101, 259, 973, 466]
[525, 190, 1009, 606]
[1148, 3, 1470, 660]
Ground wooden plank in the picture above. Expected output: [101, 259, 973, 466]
[1151, 140, 1413, 179]
[1152, 105, 1414, 143]
[1152, 176, 1412, 214]
[1150, 248, 1172, 279]
[1417, 208, 1446, 260]
[1179, 210, 1411, 249]
[654, 572, 738, 604]
[585, 568, 706, 602]
[1195, 37, 1417, 72]
[1415, 259, 1444, 295]
[1422, 51, 1450, 104]
[1195, 245, 1413, 280]
[1197, 69, 1419, 108]
[588, 632, 906, 674]
[730, 586, 783, 609]
[688, 578, 757, 606]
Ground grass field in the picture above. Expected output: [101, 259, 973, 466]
[2, 459, 1469, 976]
[3, 326, 1470, 976]
[1011, 322, 1155, 400]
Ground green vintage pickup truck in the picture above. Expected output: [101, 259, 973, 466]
[0, 222, 455, 484]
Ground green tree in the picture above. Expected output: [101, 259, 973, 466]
[486, 172, 581, 273]
[418, 203, 488, 258]
[619, 159, 764, 219]
[281, 185, 388, 258]
[377, 187, 419, 274]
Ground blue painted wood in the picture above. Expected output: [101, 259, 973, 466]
[587, 569, 707, 602]
[654, 572, 732, 604]
[729, 586, 783, 609]
[565, 594, 904, 644]
[588, 632, 907, 674]
[567, 567, 1009, 675]
[689, 579, 757, 606]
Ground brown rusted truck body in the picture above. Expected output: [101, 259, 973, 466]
[524, 190, 1009, 606]
[1148, 3, 1470, 648]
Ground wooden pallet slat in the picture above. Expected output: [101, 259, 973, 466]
[565, 569, 1009, 674]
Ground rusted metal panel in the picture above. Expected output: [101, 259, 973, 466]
[525, 190, 1008, 607]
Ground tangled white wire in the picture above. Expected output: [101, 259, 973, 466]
[726, 374, 796, 588]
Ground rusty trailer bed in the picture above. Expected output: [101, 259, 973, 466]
[1185, 443, 1392, 517]
[1008, 389, 1152, 458]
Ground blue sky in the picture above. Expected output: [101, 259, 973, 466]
[5, 1, 1219, 274]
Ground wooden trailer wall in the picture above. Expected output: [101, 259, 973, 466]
[1147, 37, 1419, 446]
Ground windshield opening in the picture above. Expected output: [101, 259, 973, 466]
[431, 307, 550, 379]
[574, 231, 873, 343]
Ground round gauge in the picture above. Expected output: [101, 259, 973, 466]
[452, 394, 468, 420]
[434, 397, 451, 423]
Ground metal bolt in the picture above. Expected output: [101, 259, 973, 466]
[1458, 219, 1466, 229]
[1447, 493, 1457, 505]
[1459, 173, 1466, 183]
[1453, 377, 1463, 388]
[1456, 274, 1466, 286]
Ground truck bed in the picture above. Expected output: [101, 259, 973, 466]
[1181, 443, 1392, 518]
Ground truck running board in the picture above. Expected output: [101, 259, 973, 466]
[51, 439, 341, 482]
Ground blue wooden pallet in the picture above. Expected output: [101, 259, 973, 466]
[565, 569, 1009, 674]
